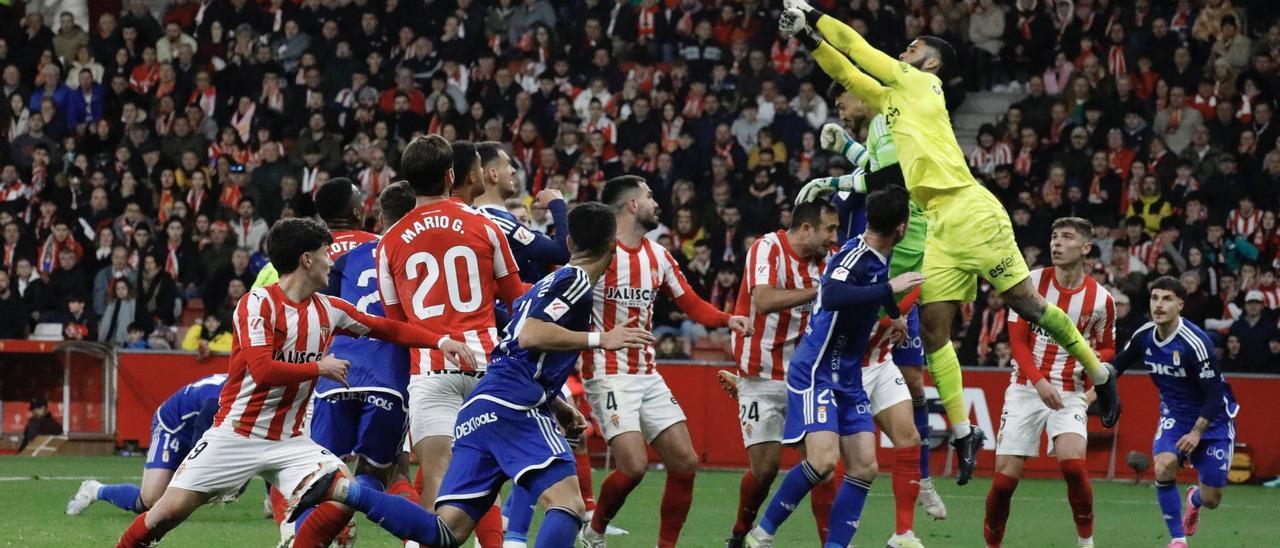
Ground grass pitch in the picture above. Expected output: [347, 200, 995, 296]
[1, 456, 1274, 547]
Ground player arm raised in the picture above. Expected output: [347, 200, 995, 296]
[813, 13, 901, 85]
[820, 264, 922, 317]
[811, 40, 887, 111]
[517, 190, 571, 264]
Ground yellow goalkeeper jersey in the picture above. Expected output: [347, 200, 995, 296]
[813, 16, 976, 208]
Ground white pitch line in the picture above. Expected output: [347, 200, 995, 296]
[0, 476, 141, 482]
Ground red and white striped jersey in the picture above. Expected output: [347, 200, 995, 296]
[377, 198, 519, 374]
[1008, 267, 1116, 392]
[217, 285, 392, 440]
[582, 237, 729, 378]
[329, 229, 377, 262]
[732, 231, 825, 380]
[1228, 207, 1261, 237]
[1256, 284, 1280, 309]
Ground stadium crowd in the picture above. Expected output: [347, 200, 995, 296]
[0, 0, 1277, 373]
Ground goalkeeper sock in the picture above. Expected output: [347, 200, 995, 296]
[1037, 303, 1107, 383]
[925, 345, 971, 437]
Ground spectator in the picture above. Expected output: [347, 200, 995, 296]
[13, 258, 46, 325]
[1154, 86, 1204, 154]
[0, 269, 27, 337]
[41, 293, 94, 341]
[123, 322, 149, 349]
[1127, 175, 1173, 236]
[181, 313, 232, 357]
[98, 278, 137, 347]
[230, 198, 268, 254]
[1229, 290, 1277, 368]
[91, 245, 135, 317]
[18, 397, 61, 453]
[1221, 334, 1246, 372]
[136, 253, 177, 330]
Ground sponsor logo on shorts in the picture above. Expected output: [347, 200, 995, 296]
[988, 256, 1016, 279]
[454, 412, 498, 439]
[325, 392, 399, 411]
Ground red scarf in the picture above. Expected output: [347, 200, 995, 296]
[165, 242, 181, 278]
[38, 235, 81, 274]
[187, 187, 206, 214]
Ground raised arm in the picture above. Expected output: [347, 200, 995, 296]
[1108, 327, 1148, 374]
[814, 14, 900, 84]
[811, 40, 887, 111]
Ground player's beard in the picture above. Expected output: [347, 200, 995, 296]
[638, 208, 660, 231]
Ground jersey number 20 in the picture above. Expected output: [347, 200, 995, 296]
[406, 248, 483, 319]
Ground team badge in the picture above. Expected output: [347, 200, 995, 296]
[320, 326, 330, 339]
[744, 423, 753, 437]
[1172, 351, 1180, 366]
[610, 414, 620, 427]
[817, 405, 828, 423]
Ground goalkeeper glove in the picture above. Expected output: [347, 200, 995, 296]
[819, 123, 867, 166]
[794, 168, 866, 206]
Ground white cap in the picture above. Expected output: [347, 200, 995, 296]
[1246, 290, 1265, 303]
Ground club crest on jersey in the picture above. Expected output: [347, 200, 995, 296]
[1172, 351, 1180, 366]
[320, 326, 330, 340]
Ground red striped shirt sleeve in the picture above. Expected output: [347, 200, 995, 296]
[1007, 315, 1044, 384]
[236, 291, 320, 385]
[327, 296, 445, 349]
[375, 239, 408, 321]
[1095, 288, 1117, 363]
[660, 247, 730, 327]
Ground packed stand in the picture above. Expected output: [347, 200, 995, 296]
[0, 1, 1274, 374]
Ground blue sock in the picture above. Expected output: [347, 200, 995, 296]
[1155, 480, 1185, 539]
[296, 473, 386, 533]
[505, 485, 537, 543]
[759, 460, 824, 535]
[1189, 488, 1202, 509]
[98, 483, 144, 513]
[345, 483, 454, 545]
[824, 475, 872, 548]
[535, 507, 582, 547]
[913, 396, 932, 479]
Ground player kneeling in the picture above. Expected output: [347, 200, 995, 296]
[745, 186, 924, 548]
[68, 375, 230, 516]
[287, 202, 653, 547]
[983, 218, 1116, 548]
[1109, 277, 1240, 548]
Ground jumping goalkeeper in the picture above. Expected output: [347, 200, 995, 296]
[780, 0, 1120, 485]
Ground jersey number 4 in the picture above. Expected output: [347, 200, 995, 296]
[406, 247, 483, 319]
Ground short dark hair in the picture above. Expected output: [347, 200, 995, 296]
[919, 35, 958, 80]
[790, 200, 837, 230]
[451, 140, 479, 177]
[600, 175, 647, 208]
[568, 202, 616, 256]
[1150, 275, 1186, 300]
[314, 178, 359, 223]
[476, 141, 505, 166]
[267, 218, 333, 275]
[400, 134, 454, 196]
[1051, 217, 1094, 238]
[378, 181, 417, 226]
[865, 185, 911, 234]
[1124, 216, 1145, 228]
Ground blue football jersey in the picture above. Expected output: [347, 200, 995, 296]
[477, 204, 569, 283]
[318, 239, 411, 399]
[1116, 318, 1239, 424]
[831, 191, 867, 245]
[470, 265, 594, 409]
[155, 373, 225, 433]
[787, 236, 894, 392]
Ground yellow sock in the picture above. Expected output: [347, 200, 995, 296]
[1038, 303, 1106, 383]
[925, 344, 969, 433]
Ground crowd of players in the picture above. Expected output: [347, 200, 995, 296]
[15, 0, 1254, 545]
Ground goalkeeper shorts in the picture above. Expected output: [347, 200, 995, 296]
[921, 184, 1029, 304]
